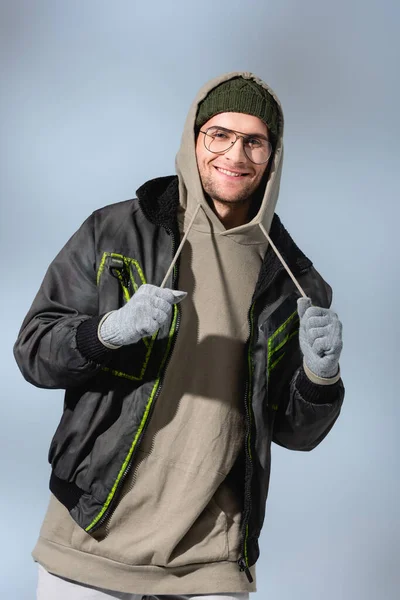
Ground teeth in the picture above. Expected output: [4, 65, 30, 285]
[217, 167, 244, 177]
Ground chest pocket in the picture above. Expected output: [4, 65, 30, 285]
[265, 296, 301, 411]
[96, 252, 157, 382]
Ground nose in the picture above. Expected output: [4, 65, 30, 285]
[226, 137, 247, 163]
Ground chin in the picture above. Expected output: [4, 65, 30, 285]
[214, 194, 250, 206]
[202, 177, 255, 206]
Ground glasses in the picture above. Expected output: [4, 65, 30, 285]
[199, 126, 272, 164]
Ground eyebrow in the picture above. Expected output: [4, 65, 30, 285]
[212, 125, 270, 141]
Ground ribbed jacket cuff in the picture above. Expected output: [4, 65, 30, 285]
[76, 315, 118, 364]
[296, 366, 342, 404]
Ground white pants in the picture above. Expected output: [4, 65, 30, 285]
[37, 565, 250, 600]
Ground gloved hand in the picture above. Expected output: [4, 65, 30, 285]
[99, 284, 187, 348]
[297, 297, 343, 379]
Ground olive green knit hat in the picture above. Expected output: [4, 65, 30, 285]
[195, 76, 279, 142]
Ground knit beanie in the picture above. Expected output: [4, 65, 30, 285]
[195, 77, 279, 143]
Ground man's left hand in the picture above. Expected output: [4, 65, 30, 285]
[297, 297, 343, 380]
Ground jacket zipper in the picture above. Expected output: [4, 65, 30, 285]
[237, 303, 255, 584]
[89, 229, 179, 532]
[237, 263, 297, 583]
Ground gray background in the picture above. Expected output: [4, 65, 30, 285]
[1, 0, 399, 598]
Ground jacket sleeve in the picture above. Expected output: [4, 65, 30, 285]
[13, 213, 116, 390]
[272, 364, 345, 451]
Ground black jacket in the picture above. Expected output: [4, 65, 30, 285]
[13, 176, 344, 582]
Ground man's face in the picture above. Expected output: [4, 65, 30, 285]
[195, 112, 271, 207]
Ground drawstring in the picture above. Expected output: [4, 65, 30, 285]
[259, 223, 307, 298]
[160, 204, 201, 288]
[160, 207, 307, 299]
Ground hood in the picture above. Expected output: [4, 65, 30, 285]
[165, 71, 307, 299]
[175, 71, 285, 245]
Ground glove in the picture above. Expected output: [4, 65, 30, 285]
[297, 297, 343, 380]
[99, 284, 187, 348]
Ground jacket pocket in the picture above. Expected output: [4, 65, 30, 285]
[97, 252, 157, 382]
[261, 294, 301, 411]
[267, 308, 299, 378]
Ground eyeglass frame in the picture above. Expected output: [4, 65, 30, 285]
[199, 125, 273, 164]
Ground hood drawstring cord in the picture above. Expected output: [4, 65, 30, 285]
[259, 223, 307, 298]
[160, 209, 307, 299]
[160, 204, 202, 289]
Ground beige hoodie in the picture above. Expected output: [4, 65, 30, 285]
[33, 72, 286, 595]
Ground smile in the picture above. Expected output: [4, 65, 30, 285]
[215, 167, 248, 178]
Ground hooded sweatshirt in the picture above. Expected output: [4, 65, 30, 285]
[33, 72, 286, 595]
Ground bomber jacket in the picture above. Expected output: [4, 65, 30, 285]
[13, 175, 345, 582]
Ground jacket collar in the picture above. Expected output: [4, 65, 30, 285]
[137, 176, 179, 233]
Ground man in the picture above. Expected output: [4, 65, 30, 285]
[14, 72, 344, 599]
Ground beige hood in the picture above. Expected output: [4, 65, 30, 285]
[175, 71, 284, 245]
[163, 71, 306, 299]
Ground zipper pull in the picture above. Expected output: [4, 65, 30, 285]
[108, 258, 132, 294]
[108, 257, 124, 271]
[238, 557, 253, 583]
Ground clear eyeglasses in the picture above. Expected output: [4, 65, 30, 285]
[199, 126, 272, 164]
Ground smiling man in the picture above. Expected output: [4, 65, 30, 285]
[14, 72, 345, 600]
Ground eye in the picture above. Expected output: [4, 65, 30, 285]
[211, 130, 229, 140]
[246, 137, 263, 148]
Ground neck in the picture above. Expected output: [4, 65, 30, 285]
[208, 198, 252, 229]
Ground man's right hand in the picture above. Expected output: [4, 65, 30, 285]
[99, 284, 187, 348]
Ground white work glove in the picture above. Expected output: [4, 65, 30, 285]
[99, 284, 186, 348]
